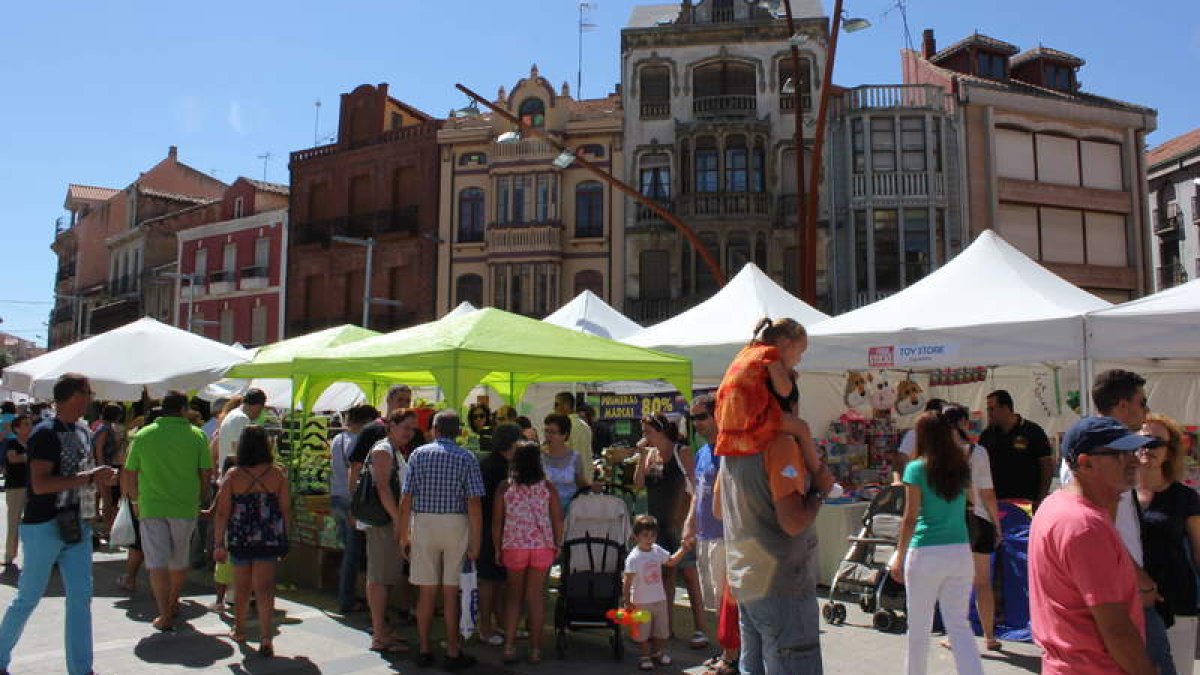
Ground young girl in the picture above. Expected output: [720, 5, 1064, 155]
[203, 456, 237, 612]
[213, 426, 290, 657]
[494, 441, 564, 664]
[890, 411, 983, 675]
[624, 514, 690, 671]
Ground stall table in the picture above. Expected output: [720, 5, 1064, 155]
[815, 500, 870, 586]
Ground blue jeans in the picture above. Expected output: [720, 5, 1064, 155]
[738, 592, 823, 675]
[0, 519, 95, 675]
[1145, 607, 1177, 675]
[331, 497, 362, 611]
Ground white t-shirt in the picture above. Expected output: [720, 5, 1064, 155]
[569, 414, 594, 479]
[1058, 459, 1143, 566]
[898, 429, 917, 456]
[356, 439, 408, 532]
[967, 443, 994, 522]
[624, 544, 670, 605]
[217, 408, 252, 466]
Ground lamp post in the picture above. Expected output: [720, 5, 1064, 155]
[330, 235, 375, 328]
[454, 82, 727, 287]
[779, 0, 870, 305]
[160, 271, 199, 332]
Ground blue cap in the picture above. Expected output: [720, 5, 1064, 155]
[1062, 416, 1156, 465]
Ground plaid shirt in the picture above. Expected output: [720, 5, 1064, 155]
[401, 438, 484, 514]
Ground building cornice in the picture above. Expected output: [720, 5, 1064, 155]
[176, 209, 288, 243]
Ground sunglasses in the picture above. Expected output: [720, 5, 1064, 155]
[690, 413, 712, 422]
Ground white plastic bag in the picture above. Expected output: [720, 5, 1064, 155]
[110, 497, 136, 548]
[459, 559, 479, 639]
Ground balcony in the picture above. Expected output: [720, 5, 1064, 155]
[693, 95, 756, 118]
[779, 94, 813, 113]
[640, 101, 670, 120]
[209, 269, 236, 295]
[840, 85, 951, 113]
[677, 192, 771, 219]
[239, 265, 269, 290]
[625, 294, 707, 324]
[293, 208, 422, 247]
[851, 172, 946, 199]
[483, 222, 564, 256]
[631, 198, 674, 230]
[490, 138, 557, 162]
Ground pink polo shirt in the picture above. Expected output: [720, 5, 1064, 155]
[1029, 490, 1144, 675]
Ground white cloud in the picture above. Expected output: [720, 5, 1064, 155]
[228, 100, 245, 135]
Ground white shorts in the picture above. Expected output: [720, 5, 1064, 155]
[696, 538, 726, 612]
[140, 518, 197, 571]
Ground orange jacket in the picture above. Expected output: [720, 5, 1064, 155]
[715, 344, 783, 457]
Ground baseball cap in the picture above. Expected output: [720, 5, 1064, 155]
[1062, 416, 1156, 465]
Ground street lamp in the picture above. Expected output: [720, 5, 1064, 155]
[780, 0, 869, 305]
[330, 235, 376, 328]
[454, 82, 727, 287]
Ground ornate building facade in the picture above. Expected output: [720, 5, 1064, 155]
[435, 66, 625, 317]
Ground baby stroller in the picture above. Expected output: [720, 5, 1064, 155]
[554, 491, 631, 660]
[822, 484, 909, 633]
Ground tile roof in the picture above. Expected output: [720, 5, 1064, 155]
[569, 94, 623, 119]
[1146, 127, 1200, 168]
[245, 178, 290, 196]
[1011, 46, 1085, 68]
[66, 184, 120, 203]
[931, 32, 1019, 62]
[138, 186, 220, 204]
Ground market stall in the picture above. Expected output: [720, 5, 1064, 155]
[544, 290, 643, 340]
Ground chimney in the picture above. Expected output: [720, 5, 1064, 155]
[168, 145, 178, 161]
[922, 29, 936, 59]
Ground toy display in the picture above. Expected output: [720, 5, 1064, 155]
[820, 410, 895, 491]
[868, 373, 897, 419]
[894, 378, 926, 416]
[844, 371, 871, 408]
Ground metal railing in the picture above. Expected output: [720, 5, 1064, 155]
[640, 101, 670, 120]
[677, 192, 771, 218]
[779, 94, 813, 112]
[490, 138, 557, 161]
[293, 207, 421, 246]
[241, 264, 268, 279]
[851, 172, 946, 198]
[484, 222, 564, 254]
[693, 94, 756, 117]
[840, 85, 951, 113]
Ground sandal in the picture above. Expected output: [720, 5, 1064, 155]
[528, 648, 541, 664]
[638, 656, 655, 671]
[986, 639, 1003, 651]
[652, 651, 672, 666]
[502, 647, 519, 664]
[369, 637, 409, 654]
[688, 631, 709, 649]
[709, 657, 739, 675]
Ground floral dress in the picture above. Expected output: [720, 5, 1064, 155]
[226, 467, 288, 560]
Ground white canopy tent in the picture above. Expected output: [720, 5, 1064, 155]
[625, 263, 830, 380]
[804, 230, 1112, 372]
[198, 378, 367, 412]
[3, 317, 250, 400]
[443, 301, 479, 319]
[543, 290, 642, 340]
[1086, 278, 1200, 360]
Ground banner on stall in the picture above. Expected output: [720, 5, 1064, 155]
[596, 393, 689, 420]
[868, 343, 960, 368]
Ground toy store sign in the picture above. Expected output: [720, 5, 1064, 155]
[868, 343, 959, 368]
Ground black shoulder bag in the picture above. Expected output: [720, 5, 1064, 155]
[351, 447, 399, 527]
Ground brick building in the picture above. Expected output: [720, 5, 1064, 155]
[51, 147, 227, 346]
[175, 178, 289, 346]
[287, 83, 442, 335]
[903, 30, 1158, 302]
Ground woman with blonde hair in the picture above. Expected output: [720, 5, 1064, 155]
[1137, 412, 1200, 675]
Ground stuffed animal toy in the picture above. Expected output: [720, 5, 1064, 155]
[844, 370, 872, 408]
[894, 377, 926, 416]
[868, 373, 897, 419]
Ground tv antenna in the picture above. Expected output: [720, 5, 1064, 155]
[577, 2, 598, 98]
[314, 100, 322, 146]
[256, 152, 273, 181]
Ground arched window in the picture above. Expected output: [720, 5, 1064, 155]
[693, 61, 756, 99]
[575, 182, 604, 238]
[457, 188, 485, 243]
[455, 274, 483, 308]
[727, 230, 751, 273]
[694, 136, 718, 193]
[518, 98, 546, 128]
[639, 66, 670, 120]
[573, 270, 604, 297]
[778, 57, 812, 112]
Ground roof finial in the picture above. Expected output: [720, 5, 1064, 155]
[531, 63, 539, 79]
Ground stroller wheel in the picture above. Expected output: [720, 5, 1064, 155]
[894, 616, 908, 634]
[872, 610, 894, 632]
[821, 603, 835, 623]
[831, 603, 847, 625]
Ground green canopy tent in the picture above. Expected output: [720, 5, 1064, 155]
[290, 308, 693, 411]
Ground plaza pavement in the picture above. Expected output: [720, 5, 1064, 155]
[0, 495, 1052, 674]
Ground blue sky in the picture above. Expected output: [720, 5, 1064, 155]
[1, 0, 1196, 346]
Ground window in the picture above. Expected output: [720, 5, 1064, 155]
[250, 305, 268, 346]
[853, 210, 868, 292]
[695, 137, 718, 193]
[220, 308, 235, 344]
[777, 57, 812, 111]
[458, 188, 485, 242]
[574, 270, 603, 297]
[900, 117, 926, 172]
[725, 135, 748, 192]
[695, 232, 720, 293]
[977, 52, 1007, 80]
[693, 61, 755, 99]
[873, 209, 900, 293]
[459, 152, 487, 166]
[726, 231, 750, 272]
[512, 175, 526, 223]
[390, 112, 403, 130]
[536, 174, 553, 222]
[1044, 64, 1071, 91]
[751, 142, 766, 192]
[575, 182, 604, 238]
[579, 144, 606, 158]
[711, 0, 734, 22]
[640, 250, 671, 299]
[783, 246, 799, 291]
[222, 242, 237, 279]
[518, 98, 545, 128]
[851, 119, 865, 174]
[640, 67, 670, 120]
[496, 177, 510, 224]
[639, 162, 671, 201]
[870, 119, 896, 172]
[233, 196, 245, 219]
[755, 232, 768, 270]
[455, 274, 483, 307]
[932, 118, 943, 172]
[903, 208, 931, 284]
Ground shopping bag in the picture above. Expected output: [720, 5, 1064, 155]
[459, 559, 479, 639]
[110, 497, 137, 548]
[717, 582, 741, 650]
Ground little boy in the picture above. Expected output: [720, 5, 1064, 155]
[624, 514, 691, 671]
